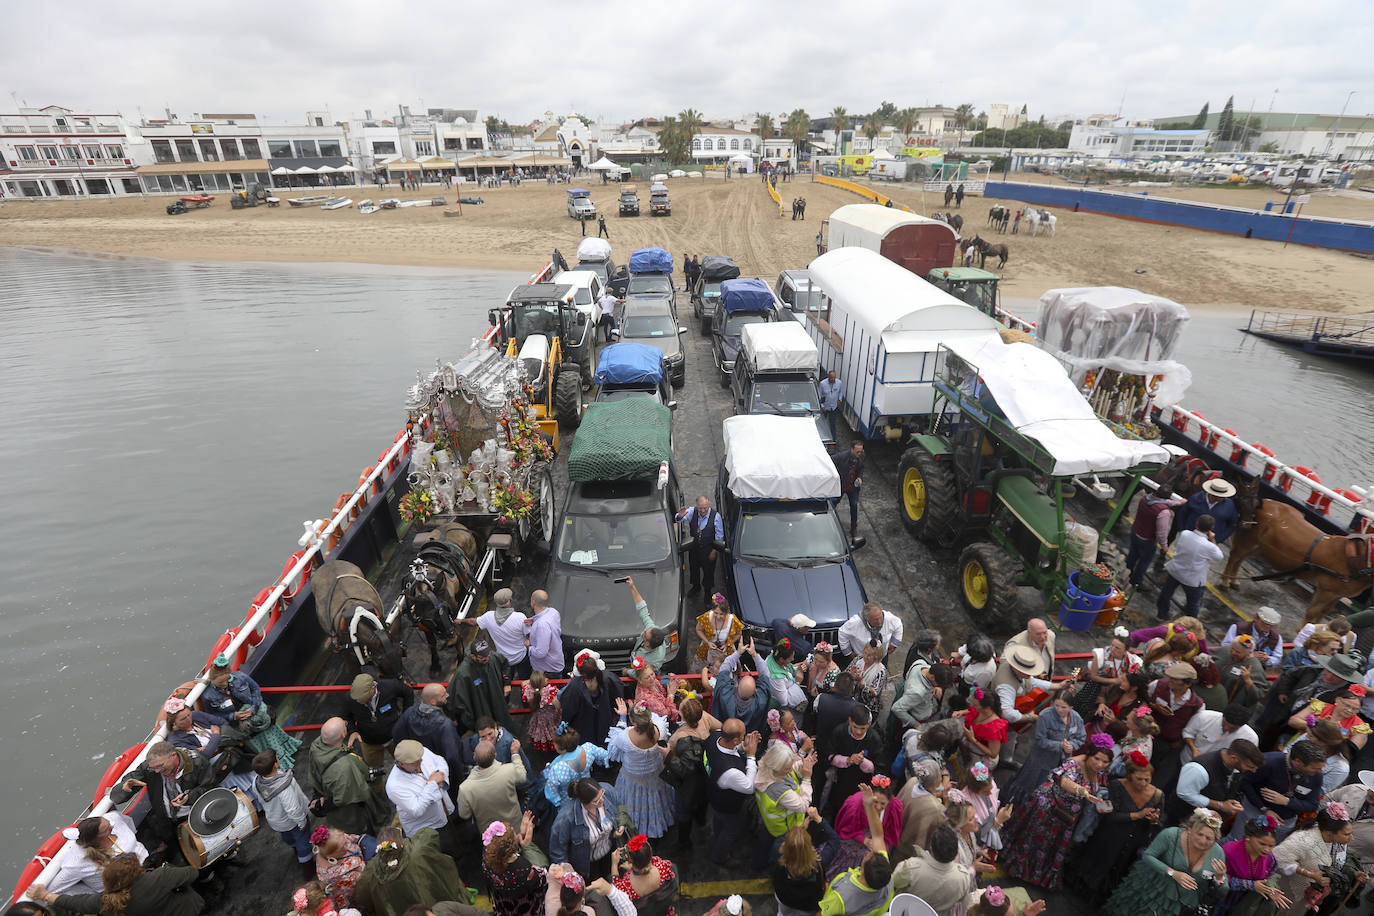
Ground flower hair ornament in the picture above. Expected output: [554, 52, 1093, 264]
[626, 833, 648, 853]
[293, 888, 310, 911]
[813, 641, 832, 654]
[631, 656, 647, 672]
[870, 774, 892, 789]
[1351, 684, 1369, 698]
[1326, 801, 1351, 822]
[711, 592, 727, 607]
[481, 821, 507, 847]
[968, 761, 991, 782]
[1306, 713, 1319, 728]
[973, 687, 985, 701]
[574, 648, 605, 672]
[1090, 732, 1117, 750]
[1234, 634, 1254, 648]
[163, 697, 187, 715]
[1113, 626, 1131, 639]
[725, 895, 744, 916]
[376, 838, 399, 854]
[561, 872, 585, 894]
[1251, 813, 1279, 833]
[1128, 749, 1150, 768]
[983, 886, 1007, 907]
[310, 825, 331, 846]
[1193, 807, 1223, 829]
[1133, 705, 1153, 719]
[767, 709, 782, 731]
[946, 787, 971, 805]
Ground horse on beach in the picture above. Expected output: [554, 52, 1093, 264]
[934, 211, 964, 234]
[988, 205, 1010, 232]
[1024, 207, 1057, 236]
[971, 236, 1009, 270]
[1221, 498, 1374, 624]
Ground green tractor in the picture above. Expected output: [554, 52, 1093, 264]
[926, 266, 1002, 321]
[897, 342, 1167, 631]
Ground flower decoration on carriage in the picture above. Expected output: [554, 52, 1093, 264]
[492, 480, 536, 523]
[399, 488, 435, 525]
[1089, 732, 1117, 750]
[626, 834, 648, 853]
[481, 821, 507, 847]
[1127, 749, 1150, 768]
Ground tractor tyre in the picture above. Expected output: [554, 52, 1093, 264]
[554, 370, 581, 431]
[897, 447, 957, 544]
[957, 541, 1021, 632]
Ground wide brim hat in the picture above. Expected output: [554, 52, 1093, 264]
[1358, 770, 1374, 790]
[1316, 652, 1364, 682]
[1203, 479, 1237, 498]
[1006, 646, 1046, 678]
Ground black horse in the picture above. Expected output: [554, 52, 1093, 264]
[394, 541, 475, 678]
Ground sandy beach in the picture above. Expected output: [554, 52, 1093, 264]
[1, 174, 1370, 312]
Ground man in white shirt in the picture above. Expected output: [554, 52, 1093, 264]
[386, 739, 456, 855]
[596, 291, 620, 343]
[460, 587, 530, 678]
[1156, 514, 1224, 620]
[1221, 606, 1285, 668]
[704, 718, 760, 868]
[838, 603, 903, 663]
[1181, 703, 1259, 765]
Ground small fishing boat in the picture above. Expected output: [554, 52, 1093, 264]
[321, 197, 353, 210]
[398, 199, 426, 208]
[379, 199, 400, 209]
[358, 200, 380, 215]
[287, 195, 330, 207]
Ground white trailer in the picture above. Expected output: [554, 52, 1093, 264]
[803, 247, 1003, 439]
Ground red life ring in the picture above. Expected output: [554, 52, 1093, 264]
[1282, 465, 1319, 495]
[205, 630, 234, 672]
[1170, 408, 1189, 431]
[360, 465, 380, 497]
[12, 828, 75, 903]
[279, 550, 312, 602]
[1249, 444, 1277, 481]
[244, 587, 276, 647]
[92, 743, 147, 807]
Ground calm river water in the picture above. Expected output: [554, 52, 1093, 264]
[0, 247, 1370, 879]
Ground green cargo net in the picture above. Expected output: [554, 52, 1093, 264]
[568, 400, 672, 482]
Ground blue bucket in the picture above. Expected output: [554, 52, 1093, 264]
[1058, 570, 1110, 632]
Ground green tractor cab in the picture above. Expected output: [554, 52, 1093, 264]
[897, 340, 1169, 631]
[925, 267, 1001, 321]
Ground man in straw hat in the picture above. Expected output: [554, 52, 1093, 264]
[989, 644, 1065, 768]
[1176, 477, 1241, 545]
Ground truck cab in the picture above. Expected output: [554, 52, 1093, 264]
[649, 181, 671, 216]
[619, 185, 640, 216]
[693, 254, 740, 333]
[925, 266, 1001, 321]
[546, 400, 684, 671]
[711, 277, 779, 389]
[567, 188, 596, 220]
[730, 322, 832, 448]
[489, 282, 595, 390]
[716, 415, 866, 647]
[774, 269, 823, 324]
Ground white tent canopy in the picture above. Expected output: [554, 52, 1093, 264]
[944, 338, 1171, 476]
[870, 147, 895, 160]
[741, 322, 819, 372]
[292, 165, 317, 174]
[315, 165, 338, 173]
[722, 415, 840, 500]
[588, 156, 619, 171]
[334, 164, 356, 173]
[270, 166, 292, 175]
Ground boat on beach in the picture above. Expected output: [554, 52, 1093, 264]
[379, 198, 399, 209]
[286, 196, 330, 207]
[320, 197, 352, 210]
[357, 199, 379, 214]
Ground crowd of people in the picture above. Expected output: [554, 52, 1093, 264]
[18, 588, 1374, 916]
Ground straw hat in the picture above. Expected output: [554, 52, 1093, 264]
[1006, 646, 1046, 678]
[1203, 479, 1237, 498]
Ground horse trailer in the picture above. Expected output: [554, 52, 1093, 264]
[822, 203, 959, 279]
[802, 247, 1003, 439]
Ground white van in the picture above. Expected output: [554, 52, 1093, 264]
[552, 270, 605, 320]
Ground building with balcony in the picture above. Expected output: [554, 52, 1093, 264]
[691, 127, 758, 163]
[0, 105, 147, 198]
[136, 113, 271, 193]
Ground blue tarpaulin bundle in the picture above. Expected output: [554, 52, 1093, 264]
[721, 277, 775, 313]
[629, 247, 673, 274]
[595, 342, 664, 385]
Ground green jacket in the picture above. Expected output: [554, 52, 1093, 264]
[308, 740, 394, 834]
[56, 865, 202, 916]
[447, 653, 515, 734]
[354, 828, 468, 916]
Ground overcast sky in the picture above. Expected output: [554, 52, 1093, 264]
[7, 0, 1370, 127]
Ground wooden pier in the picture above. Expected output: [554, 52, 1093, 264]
[1243, 309, 1374, 362]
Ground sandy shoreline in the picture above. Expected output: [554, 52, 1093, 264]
[2, 175, 1370, 313]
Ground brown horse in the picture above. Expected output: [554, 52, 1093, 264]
[1221, 498, 1374, 623]
[972, 236, 1010, 270]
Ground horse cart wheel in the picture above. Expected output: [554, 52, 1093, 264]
[518, 465, 556, 554]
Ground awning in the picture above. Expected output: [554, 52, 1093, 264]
[270, 166, 292, 175]
[135, 158, 269, 176]
[504, 154, 573, 167]
[382, 158, 423, 171]
[420, 156, 455, 169]
[454, 156, 515, 169]
[334, 164, 356, 172]
[293, 165, 317, 174]
[314, 165, 337, 173]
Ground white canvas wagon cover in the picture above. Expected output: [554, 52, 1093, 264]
[722, 415, 840, 500]
[741, 322, 819, 372]
[944, 338, 1171, 476]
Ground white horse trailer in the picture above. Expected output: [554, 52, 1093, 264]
[804, 247, 1003, 439]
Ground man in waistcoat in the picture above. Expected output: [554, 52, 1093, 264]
[1168, 738, 1263, 826]
[676, 495, 724, 597]
[703, 718, 760, 868]
[1126, 485, 1184, 588]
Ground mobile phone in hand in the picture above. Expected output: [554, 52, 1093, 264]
[613, 576, 630, 584]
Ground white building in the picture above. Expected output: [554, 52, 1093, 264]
[761, 137, 796, 162]
[986, 104, 1028, 132]
[691, 127, 758, 162]
[1, 105, 147, 198]
[135, 113, 277, 193]
[1067, 115, 1208, 157]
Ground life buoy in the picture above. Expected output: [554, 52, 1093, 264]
[279, 550, 312, 602]
[205, 630, 234, 672]
[1327, 488, 1362, 517]
[12, 828, 74, 903]
[92, 743, 147, 806]
[1248, 444, 1277, 481]
[204, 628, 247, 672]
[1170, 408, 1189, 431]
[154, 681, 202, 730]
[1282, 464, 1319, 495]
[244, 587, 276, 647]
[360, 465, 380, 497]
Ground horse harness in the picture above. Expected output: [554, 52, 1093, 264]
[1251, 533, 1374, 583]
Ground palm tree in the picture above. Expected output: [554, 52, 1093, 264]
[785, 108, 811, 159]
[677, 108, 704, 153]
[756, 112, 775, 141]
[862, 112, 882, 146]
[895, 107, 920, 145]
[954, 103, 975, 138]
[829, 106, 848, 135]
[658, 116, 688, 165]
